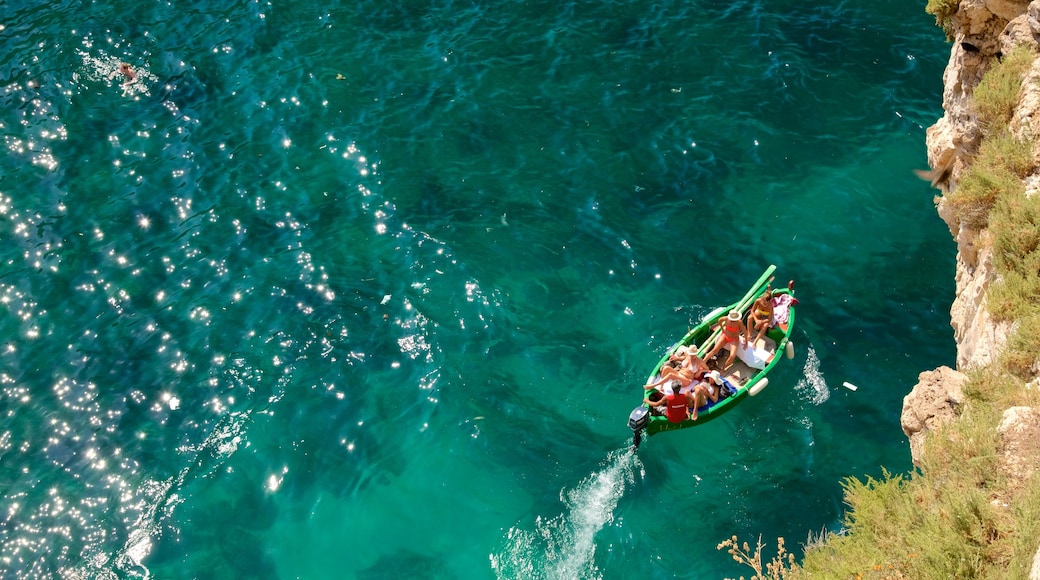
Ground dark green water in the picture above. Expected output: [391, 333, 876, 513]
[1, 1, 954, 578]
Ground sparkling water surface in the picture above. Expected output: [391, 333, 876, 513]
[2, 1, 953, 578]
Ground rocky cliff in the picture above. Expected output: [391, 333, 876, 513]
[902, 1, 1040, 574]
[902, 0, 1040, 464]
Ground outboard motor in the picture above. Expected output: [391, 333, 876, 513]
[628, 406, 649, 449]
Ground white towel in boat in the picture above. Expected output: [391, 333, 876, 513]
[735, 341, 770, 370]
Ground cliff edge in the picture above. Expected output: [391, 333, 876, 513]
[902, 1, 1040, 575]
[903, 0, 1039, 463]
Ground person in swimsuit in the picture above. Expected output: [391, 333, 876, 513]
[643, 346, 710, 390]
[704, 309, 746, 370]
[688, 379, 718, 420]
[644, 362, 698, 390]
[109, 62, 138, 96]
[118, 62, 137, 83]
[746, 287, 774, 346]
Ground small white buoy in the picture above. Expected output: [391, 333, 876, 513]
[842, 381, 858, 392]
[749, 377, 769, 396]
[785, 340, 795, 359]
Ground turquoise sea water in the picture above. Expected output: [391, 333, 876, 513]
[2, 1, 954, 578]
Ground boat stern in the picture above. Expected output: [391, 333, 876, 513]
[628, 406, 650, 449]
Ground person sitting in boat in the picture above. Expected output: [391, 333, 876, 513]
[704, 309, 747, 370]
[746, 286, 774, 346]
[643, 388, 667, 416]
[661, 381, 690, 423]
[643, 346, 709, 391]
[687, 379, 715, 420]
[678, 346, 711, 379]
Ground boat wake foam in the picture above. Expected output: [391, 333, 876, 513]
[491, 447, 643, 580]
[795, 344, 829, 406]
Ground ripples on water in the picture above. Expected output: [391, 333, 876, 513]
[2, 0, 952, 577]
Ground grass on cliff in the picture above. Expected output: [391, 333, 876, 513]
[986, 191, 1040, 357]
[764, 295, 1040, 579]
[945, 44, 1035, 230]
[973, 44, 1035, 132]
[945, 132, 1030, 229]
[979, 103, 1040, 377]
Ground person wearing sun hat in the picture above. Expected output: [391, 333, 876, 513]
[703, 309, 747, 370]
[644, 358, 697, 391]
[664, 345, 690, 367]
[679, 344, 710, 379]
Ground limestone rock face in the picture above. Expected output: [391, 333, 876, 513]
[901, 366, 968, 467]
[949, 0, 1025, 48]
[927, 1, 1040, 371]
[980, 0, 1031, 23]
[916, 1, 1040, 574]
[950, 238, 1015, 369]
[997, 406, 1040, 488]
[925, 42, 986, 201]
[925, 2, 1029, 203]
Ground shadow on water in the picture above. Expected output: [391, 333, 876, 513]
[357, 549, 451, 580]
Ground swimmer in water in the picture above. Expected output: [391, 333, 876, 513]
[118, 62, 137, 82]
[109, 62, 137, 95]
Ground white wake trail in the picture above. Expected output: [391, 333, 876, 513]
[795, 344, 829, 405]
[491, 448, 643, 580]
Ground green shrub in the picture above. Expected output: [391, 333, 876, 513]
[990, 191, 1040, 273]
[791, 376, 1040, 577]
[925, 0, 959, 40]
[798, 469, 920, 578]
[961, 368, 1002, 404]
[987, 263, 1040, 323]
[920, 402, 1004, 489]
[974, 45, 1036, 132]
[798, 465, 1008, 578]
[945, 43, 1036, 229]
[960, 367, 1037, 408]
[946, 134, 1029, 228]
[986, 190, 1040, 323]
[1008, 478, 1040, 575]
[985, 132, 1035, 178]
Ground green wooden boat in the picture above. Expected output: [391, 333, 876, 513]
[628, 265, 797, 449]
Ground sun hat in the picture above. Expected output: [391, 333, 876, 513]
[727, 310, 741, 322]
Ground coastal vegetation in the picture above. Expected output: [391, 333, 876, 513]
[720, 16, 1040, 580]
[925, 0, 959, 40]
[945, 44, 1034, 229]
[945, 132, 1030, 229]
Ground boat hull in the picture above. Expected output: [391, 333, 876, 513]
[633, 266, 796, 443]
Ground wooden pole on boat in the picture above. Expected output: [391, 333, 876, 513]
[695, 264, 776, 357]
[735, 264, 777, 313]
